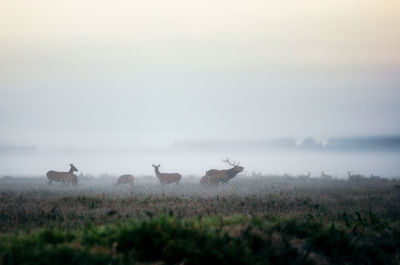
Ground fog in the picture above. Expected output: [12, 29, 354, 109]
[1, 0, 400, 177]
[0, 148, 399, 178]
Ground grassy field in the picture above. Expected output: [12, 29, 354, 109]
[1, 175, 400, 264]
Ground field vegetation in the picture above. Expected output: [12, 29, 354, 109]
[1, 174, 400, 264]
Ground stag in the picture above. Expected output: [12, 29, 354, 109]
[200, 158, 244, 185]
[47, 164, 78, 186]
[152, 164, 182, 184]
[116, 174, 134, 187]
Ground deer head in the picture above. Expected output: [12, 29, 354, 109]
[70, 163, 78, 172]
[222, 158, 244, 174]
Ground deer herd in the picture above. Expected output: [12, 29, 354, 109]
[46, 158, 244, 187]
[46, 162, 380, 187]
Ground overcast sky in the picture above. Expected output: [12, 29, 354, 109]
[1, 0, 400, 149]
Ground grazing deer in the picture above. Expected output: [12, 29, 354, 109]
[152, 164, 182, 184]
[200, 158, 244, 185]
[116, 174, 134, 187]
[47, 164, 78, 186]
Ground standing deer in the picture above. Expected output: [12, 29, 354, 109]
[116, 174, 134, 187]
[200, 158, 244, 185]
[152, 164, 182, 184]
[47, 164, 78, 186]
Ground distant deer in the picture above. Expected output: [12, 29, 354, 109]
[152, 164, 182, 184]
[320, 171, 333, 180]
[348, 171, 365, 181]
[251, 171, 262, 177]
[200, 158, 244, 185]
[297, 172, 311, 179]
[369, 174, 381, 179]
[116, 174, 134, 187]
[47, 164, 78, 186]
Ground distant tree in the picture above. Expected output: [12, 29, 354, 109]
[300, 138, 324, 151]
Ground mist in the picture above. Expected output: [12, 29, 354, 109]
[3, 2, 400, 264]
[1, 145, 399, 178]
[1, 0, 400, 177]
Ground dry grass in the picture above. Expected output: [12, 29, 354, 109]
[1, 175, 399, 232]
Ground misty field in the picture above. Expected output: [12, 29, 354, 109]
[1, 175, 400, 264]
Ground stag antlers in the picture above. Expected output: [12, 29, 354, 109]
[222, 158, 240, 167]
[201, 158, 244, 185]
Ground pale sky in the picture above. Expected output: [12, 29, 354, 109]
[1, 0, 400, 149]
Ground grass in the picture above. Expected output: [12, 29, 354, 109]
[1, 214, 400, 265]
[1, 175, 400, 264]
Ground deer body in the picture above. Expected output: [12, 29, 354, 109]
[152, 164, 181, 184]
[116, 174, 134, 186]
[47, 164, 78, 186]
[201, 159, 244, 185]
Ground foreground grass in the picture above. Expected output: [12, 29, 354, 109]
[1, 213, 400, 265]
[1, 176, 400, 232]
[1, 176, 400, 264]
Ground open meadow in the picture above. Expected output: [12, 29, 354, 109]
[2, 0, 400, 263]
[1, 174, 400, 264]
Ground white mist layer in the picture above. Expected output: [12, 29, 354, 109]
[0, 151, 399, 178]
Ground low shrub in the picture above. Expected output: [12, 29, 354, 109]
[1, 214, 400, 265]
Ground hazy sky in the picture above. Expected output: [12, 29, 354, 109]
[1, 0, 400, 149]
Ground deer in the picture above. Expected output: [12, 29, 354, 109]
[152, 164, 182, 184]
[46, 164, 78, 186]
[369, 173, 381, 179]
[347, 171, 365, 181]
[200, 158, 244, 185]
[297, 172, 311, 179]
[320, 171, 333, 180]
[116, 174, 134, 187]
